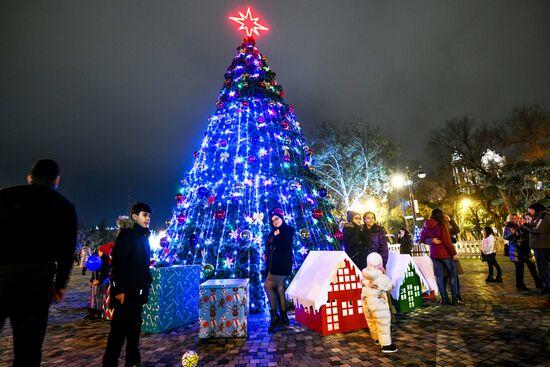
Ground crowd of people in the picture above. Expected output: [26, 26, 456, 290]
[1, 159, 549, 365]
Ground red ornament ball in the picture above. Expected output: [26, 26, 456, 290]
[242, 100, 249, 107]
[270, 80, 276, 86]
[175, 193, 184, 203]
[193, 151, 199, 159]
[217, 102, 224, 109]
[248, 155, 256, 163]
[281, 121, 289, 130]
[177, 213, 187, 224]
[288, 106, 295, 113]
[215, 209, 226, 220]
[283, 155, 290, 162]
[160, 237, 169, 247]
[334, 230, 344, 241]
[218, 139, 228, 147]
[312, 209, 323, 220]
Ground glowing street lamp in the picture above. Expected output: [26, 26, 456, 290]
[392, 167, 426, 242]
[460, 197, 472, 209]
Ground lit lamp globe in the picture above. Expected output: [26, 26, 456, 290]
[391, 174, 407, 188]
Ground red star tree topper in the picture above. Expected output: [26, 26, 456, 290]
[229, 7, 269, 38]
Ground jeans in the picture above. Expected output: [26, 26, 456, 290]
[514, 260, 543, 289]
[432, 257, 458, 302]
[533, 249, 550, 294]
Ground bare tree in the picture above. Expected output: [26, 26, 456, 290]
[310, 120, 396, 215]
[427, 117, 512, 218]
[495, 105, 550, 161]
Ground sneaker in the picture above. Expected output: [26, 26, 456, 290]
[494, 278, 503, 283]
[517, 286, 530, 291]
[374, 339, 379, 345]
[381, 344, 398, 353]
[485, 277, 495, 283]
[452, 298, 464, 306]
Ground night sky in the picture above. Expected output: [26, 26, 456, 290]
[2, 0, 550, 227]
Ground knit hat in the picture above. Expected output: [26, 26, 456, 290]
[528, 203, 546, 213]
[346, 210, 360, 223]
[99, 242, 114, 256]
[366, 252, 383, 268]
[271, 208, 285, 219]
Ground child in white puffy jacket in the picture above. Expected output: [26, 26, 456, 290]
[361, 252, 398, 353]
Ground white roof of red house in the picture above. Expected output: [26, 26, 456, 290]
[286, 251, 362, 311]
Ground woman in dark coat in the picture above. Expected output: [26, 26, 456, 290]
[343, 211, 366, 269]
[505, 213, 544, 290]
[362, 212, 389, 268]
[264, 209, 295, 331]
[397, 227, 413, 255]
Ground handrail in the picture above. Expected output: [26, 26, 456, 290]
[387, 240, 484, 259]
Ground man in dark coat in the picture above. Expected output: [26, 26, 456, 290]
[102, 202, 152, 367]
[523, 202, 550, 306]
[0, 159, 77, 366]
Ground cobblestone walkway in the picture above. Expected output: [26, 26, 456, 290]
[2, 256, 550, 366]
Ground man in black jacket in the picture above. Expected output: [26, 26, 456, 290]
[0, 159, 77, 367]
[102, 202, 152, 367]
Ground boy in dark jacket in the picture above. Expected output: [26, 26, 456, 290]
[102, 202, 152, 367]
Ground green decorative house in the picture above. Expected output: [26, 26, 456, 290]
[386, 253, 428, 313]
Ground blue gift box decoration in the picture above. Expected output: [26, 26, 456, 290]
[199, 278, 249, 338]
[142, 265, 201, 333]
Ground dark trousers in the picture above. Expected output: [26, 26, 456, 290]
[485, 253, 502, 279]
[533, 249, 550, 294]
[1, 302, 50, 367]
[1, 266, 53, 367]
[514, 260, 543, 289]
[102, 300, 143, 367]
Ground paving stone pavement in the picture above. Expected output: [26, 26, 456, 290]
[2, 256, 550, 366]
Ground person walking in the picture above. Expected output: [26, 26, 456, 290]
[397, 227, 413, 255]
[420, 209, 461, 305]
[504, 213, 543, 291]
[263, 209, 295, 332]
[80, 243, 91, 275]
[481, 226, 503, 283]
[0, 159, 78, 367]
[522, 203, 550, 306]
[343, 211, 367, 269]
[102, 202, 153, 367]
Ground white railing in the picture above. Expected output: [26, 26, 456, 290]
[454, 240, 482, 258]
[387, 240, 483, 259]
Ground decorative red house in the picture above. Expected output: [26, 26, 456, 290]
[286, 251, 368, 335]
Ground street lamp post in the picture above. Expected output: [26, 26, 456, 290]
[407, 167, 426, 242]
[392, 167, 426, 243]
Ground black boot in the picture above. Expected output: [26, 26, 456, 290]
[268, 309, 282, 332]
[280, 310, 289, 326]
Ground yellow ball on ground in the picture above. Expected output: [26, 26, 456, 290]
[182, 351, 199, 367]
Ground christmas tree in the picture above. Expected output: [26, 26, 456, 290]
[159, 8, 341, 312]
